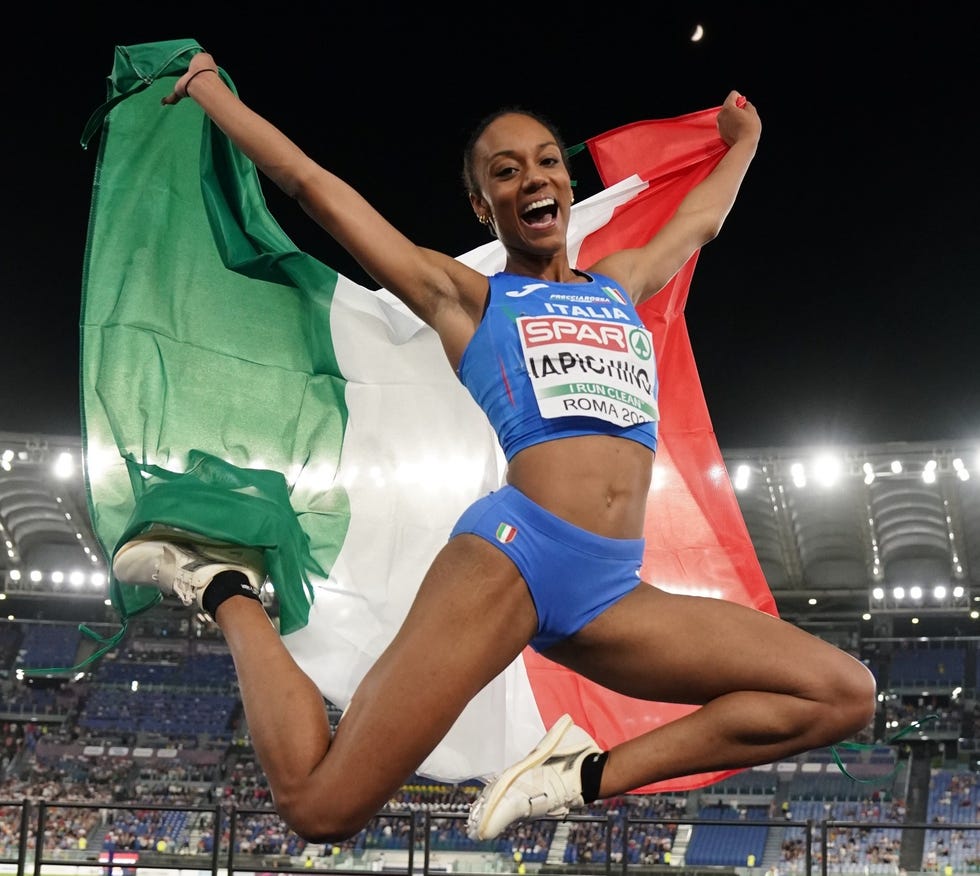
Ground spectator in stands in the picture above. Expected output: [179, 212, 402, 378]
[113, 47, 877, 846]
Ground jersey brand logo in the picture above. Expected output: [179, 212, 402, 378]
[505, 283, 549, 298]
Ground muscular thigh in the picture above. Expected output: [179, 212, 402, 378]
[543, 583, 856, 705]
[326, 534, 538, 792]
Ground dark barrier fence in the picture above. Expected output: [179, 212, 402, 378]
[1, 801, 978, 876]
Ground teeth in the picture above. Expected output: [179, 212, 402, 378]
[523, 198, 556, 214]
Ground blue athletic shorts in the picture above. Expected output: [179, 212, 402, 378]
[449, 485, 645, 651]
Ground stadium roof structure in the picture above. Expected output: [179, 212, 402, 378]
[726, 439, 980, 643]
[1, 430, 978, 643]
[0, 431, 108, 624]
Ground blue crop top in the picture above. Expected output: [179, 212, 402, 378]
[457, 270, 659, 461]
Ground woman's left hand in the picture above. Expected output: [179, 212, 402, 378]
[717, 90, 761, 147]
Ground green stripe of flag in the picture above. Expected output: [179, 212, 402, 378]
[80, 40, 350, 636]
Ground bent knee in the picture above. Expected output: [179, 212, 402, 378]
[818, 657, 878, 739]
[276, 792, 376, 844]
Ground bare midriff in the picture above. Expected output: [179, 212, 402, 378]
[505, 435, 654, 540]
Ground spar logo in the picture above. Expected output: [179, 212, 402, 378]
[628, 327, 652, 360]
[521, 318, 629, 350]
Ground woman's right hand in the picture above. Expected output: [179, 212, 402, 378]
[161, 51, 220, 106]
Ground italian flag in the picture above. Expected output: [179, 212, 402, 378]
[79, 40, 775, 792]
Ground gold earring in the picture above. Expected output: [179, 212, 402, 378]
[478, 214, 489, 225]
[570, 192, 575, 204]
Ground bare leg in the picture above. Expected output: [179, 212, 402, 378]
[544, 584, 877, 797]
[215, 534, 538, 840]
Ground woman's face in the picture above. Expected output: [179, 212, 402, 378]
[471, 113, 573, 256]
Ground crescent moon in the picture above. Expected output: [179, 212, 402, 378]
[691, 24, 704, 42]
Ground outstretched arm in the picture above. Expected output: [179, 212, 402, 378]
[593, 90, 762, 305]
[163, 53, 486, 364]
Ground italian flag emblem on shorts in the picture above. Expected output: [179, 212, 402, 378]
[496, 523, 518, 544]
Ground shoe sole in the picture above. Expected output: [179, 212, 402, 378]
[469, 713, 574, 840]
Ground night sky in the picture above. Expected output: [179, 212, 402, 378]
[5, 3, 977, 450]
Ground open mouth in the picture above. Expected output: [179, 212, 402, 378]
[521, 198, 558, 228]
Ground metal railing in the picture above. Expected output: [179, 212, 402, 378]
[0, 800, 976, 876]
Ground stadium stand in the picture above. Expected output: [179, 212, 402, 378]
[0, 626, 978, 875]
[3, 432, 980, 873]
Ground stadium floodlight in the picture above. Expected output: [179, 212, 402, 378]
[813, 453, 841, 487]
[870, 582, 972, 615]
[53, 451, 75, 479]
[790, 462, 806, 488]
